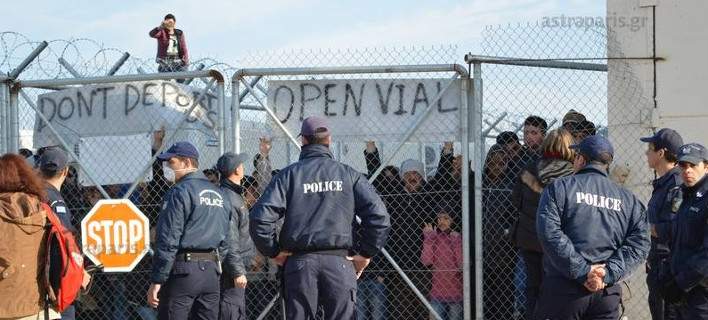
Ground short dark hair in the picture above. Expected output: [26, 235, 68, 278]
[664, 151, 678, 163]
[583, 152, 613, 166]
[164, 14, 176, 21]
[524, 116, 548, 134]
[303, 128, 330, 146]
[40, 165, 67, 180]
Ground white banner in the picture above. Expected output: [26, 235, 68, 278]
[266, 79, 462, 142]
[34, 81, 220, 185]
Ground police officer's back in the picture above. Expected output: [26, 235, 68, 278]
[535, 135, 650, 320]
[249, 116, 390, 320]
[147, 142, 232, 320]
[663, 143, 708, 319]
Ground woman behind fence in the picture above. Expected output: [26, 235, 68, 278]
[510, 128, 576, 319]
[482, 144, 517, 320]
[0, 153, 62, 320]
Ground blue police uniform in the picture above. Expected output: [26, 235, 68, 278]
[39, 146, 77, 320]
[666, 143, 708, 319]
[250, 124, 390, 320]
[217, 152, 255, 320]
[641, 127, 684, 320]
[151, 142, 233, 320]
[534, 136, 650, 320]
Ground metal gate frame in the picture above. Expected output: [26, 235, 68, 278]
[11, 69, 227, 200]
[231, 64, 473, 320]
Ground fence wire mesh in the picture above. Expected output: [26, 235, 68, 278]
[0, 19, 659, 320]
[477, 22, 654, 320]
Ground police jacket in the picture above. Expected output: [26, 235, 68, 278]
[45, 184, 76, 232]
[220, 178, 254, 278]
[537, 164, 649, 286]
[647, 167, 682, 251]
[670, 175, 708, 291]
[249, 144, 390, 259]
[151, 171, 232, 284]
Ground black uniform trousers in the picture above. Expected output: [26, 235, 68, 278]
[534, 277, 622, 320]
[219, 277, 246, 320]
[282, 253, 357, 320]
[677, 287, 708, 320]
[158, 260, 221, 320]
[646, 240, 677, 320]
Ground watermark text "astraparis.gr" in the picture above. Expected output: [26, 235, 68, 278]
[542, 13, 648, 32]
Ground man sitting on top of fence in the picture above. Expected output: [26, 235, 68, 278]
[149, 14, 189, 78]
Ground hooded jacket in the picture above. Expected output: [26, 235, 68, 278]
[512, 158, 575, 252]
[0, 193, 48, 317]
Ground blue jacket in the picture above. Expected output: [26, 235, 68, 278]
[670, 175, 708, 291]
[647, 166, 682, 252]
[537, 164, 649, 286]
[45, 184, 76, 233]
[220, 178, 255, 278]
[249, 144, 390, 259]
[151, 172, 232, 284]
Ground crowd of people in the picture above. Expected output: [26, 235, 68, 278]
[4, 94, 708, 320]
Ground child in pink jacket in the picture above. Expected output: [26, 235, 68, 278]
[421, 210, 463, 320]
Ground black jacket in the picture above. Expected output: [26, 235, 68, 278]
[537, 164, 649, 285]
[220, 178, 255, 278]
[250, 144, 390, 259]
[670, 175, 708, 291]
[151, 172, 232, 284]
[512, 158, 574, 252]
[647, 167, 682, 255]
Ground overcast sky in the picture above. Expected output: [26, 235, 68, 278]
[2, 0, 604, 64]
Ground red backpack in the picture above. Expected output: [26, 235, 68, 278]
[42, 203, 84, 312]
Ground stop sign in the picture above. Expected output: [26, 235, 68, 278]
[81, 199, 150, 272]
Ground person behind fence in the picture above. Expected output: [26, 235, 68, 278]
[513, 116, 548, 171]
[149, 14, 189, 77]
[216, 152, 255, 320]
[421, 206, 463, 320]
[561, 109, 587, 142]
[249, 116, 390, 320]
[662, 143, 708, 319]
[510, 128, 576, 320]
[534, 135, 650, 320]
[0, 153, 62, 320]
[147, 141, 232, 320]
[640, 128, 684, 320]
[481, 143, 517, 320]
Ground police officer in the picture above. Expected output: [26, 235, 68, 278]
[38, 146, 85, 320]
[662, 143, 708, 319]
[147, 141, 232, 320]
[249, 116, 390, 320]
[216, 152, 254, 320]
[641, 128, 684, 320]
[534, 135, 650, 319]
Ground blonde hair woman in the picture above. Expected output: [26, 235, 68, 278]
[510, 128, 577, 319]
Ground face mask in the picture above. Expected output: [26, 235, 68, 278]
[163, 162, 176, 182]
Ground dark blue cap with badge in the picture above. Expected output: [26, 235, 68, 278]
[640, 128, 684, 155]
[570, 135, 614, 162]
[298, 116, 331, 138]
[677, 143, 708, 165]
[157, 141, 199, 161]
[216, 152, 249, 176]
[38, 146, 68, 172]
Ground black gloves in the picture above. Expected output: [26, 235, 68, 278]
[661, 277, 685, 304]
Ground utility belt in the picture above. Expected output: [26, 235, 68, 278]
[291, 249, 349, 257]
[175, 249, 219, 263]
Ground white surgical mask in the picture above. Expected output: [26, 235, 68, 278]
[163, 163, 176, 182]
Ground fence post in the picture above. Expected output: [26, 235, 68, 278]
[232, 79, 241, 153]
[0, 80, 7, 154]
[8, 87, 19, 152]
[460, 75, 472, 320]
[471, 62, 484, 320]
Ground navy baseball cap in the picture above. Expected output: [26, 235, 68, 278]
[216, 152, 249, 176]
[677, 143, 708, 165]
[640, 128, 684, 155]
[570, 135, 614, 161]
[298, 116, 330, 137]
[157, 141, 199, 161]
[38, 147, 68, 172]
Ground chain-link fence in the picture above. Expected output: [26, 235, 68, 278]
[0, 20, 658, 320]
[469, 22, 654, 320]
